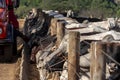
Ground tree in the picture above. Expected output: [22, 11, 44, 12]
[16, 0, 120, 18]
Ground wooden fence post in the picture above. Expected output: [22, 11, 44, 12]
[50, 18, 58, 36]
[56, 20, 65, 46]
[90, 42, 106, 80]
[68, 31, 80, 80]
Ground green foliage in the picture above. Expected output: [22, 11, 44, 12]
[15, 0, 120, 18]
[117, 9, 120, 17]
[15, 6, 32, 18]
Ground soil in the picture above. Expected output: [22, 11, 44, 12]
[0, 19, 40, 80]
[0, 57, 21, 80]
[0, 19, 24, 80]
[0, 63, 16, 80]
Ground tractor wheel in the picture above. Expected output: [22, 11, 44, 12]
[4, 44, 13, 62]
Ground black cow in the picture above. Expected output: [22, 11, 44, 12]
[71, 17, 102, 23]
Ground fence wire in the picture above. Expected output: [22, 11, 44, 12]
[34, 20, 120, 80]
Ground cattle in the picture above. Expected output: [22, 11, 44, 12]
[105, 43, 120, 80]
[23, 8, 53, 63]
[23, 8, 50, 38]
[72, 17, 102, 23]
[41, 39, 120, 80]
[86, 18, 118, 31]
[23, 9, 120, 80]
[66, 10, 74, 17]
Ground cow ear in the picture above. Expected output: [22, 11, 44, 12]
[115, 17, 119, 22]
[115, 17, 119, 27]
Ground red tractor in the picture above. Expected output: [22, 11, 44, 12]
[0, 8, 15, 61]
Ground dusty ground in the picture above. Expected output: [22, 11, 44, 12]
[0, 57, 21, 80]
[0, 19, 24, 80]
[0, 63, 16, 80]
[0, 19, 40, 80]
[0, 41, 22, 80]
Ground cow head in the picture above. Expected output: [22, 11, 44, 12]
[106, 43, 120, 79]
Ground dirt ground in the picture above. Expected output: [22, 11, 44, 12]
[0, 19, 24, 80]
[0, 63, 16, 80]
[0, 57, 21, 80]
[0, 42, 22, 80]
[0, 19, 40, 80]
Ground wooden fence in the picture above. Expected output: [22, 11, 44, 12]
[56, 20, 107, 80]
[40, 10, 120, 80]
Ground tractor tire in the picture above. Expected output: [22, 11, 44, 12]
[4, 44, 13, 62]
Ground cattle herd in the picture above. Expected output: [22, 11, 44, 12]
[23, 8, 120, 80]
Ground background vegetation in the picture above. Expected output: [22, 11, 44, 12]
[15, 0, 120, 18]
